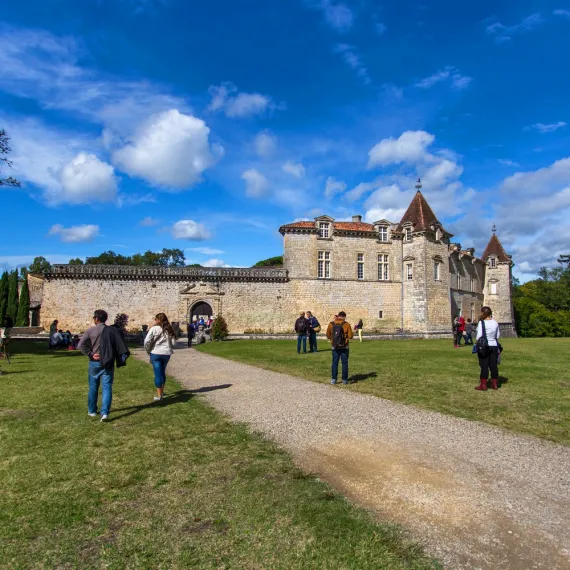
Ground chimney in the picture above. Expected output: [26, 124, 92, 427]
[352, 215, 362, 223]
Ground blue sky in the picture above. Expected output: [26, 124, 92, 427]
[1, 0, 569, 279]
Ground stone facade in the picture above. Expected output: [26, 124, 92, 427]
[35, 190, 516, 337]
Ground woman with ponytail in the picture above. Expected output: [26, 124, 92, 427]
[475, 306, 501, 391]
[144, 312, 176, 401]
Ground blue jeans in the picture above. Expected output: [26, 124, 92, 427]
[150, 353, 170, 388]
[309, 331, 318, 352]
[332, 348, 349, 382]
[88, 360, 114, 416]
[297, 334, 307, 353]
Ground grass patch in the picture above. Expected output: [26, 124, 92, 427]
[0, 342, 438, 569]
[198, 338, 570, 444]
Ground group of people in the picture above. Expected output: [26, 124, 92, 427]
[452, 315, 476, 347]
[76, 309, 176, 421]
[49, 320, 80, 350]
[186, 316, 213, 347]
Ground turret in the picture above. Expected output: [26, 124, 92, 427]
[482, 226, 517, 336]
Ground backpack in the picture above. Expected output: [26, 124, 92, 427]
[476, 320, 490, 357]
[296, 318, 307, 334]
[331, 322, 345, 349]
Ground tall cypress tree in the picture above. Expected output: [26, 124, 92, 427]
[6, 270, 19, 324]
[16, 276, 30, 326]
[0, 271, 8, 325]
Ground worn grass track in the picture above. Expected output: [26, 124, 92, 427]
[0, 342, 438, 569]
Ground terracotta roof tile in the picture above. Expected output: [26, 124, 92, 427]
[397, 190, 442, 232]
[279, 221, 376, 234]
[482, 234, 510, 263]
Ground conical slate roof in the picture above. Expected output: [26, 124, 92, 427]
[482, 233, 510, 263]
[398, 190, 445, 232]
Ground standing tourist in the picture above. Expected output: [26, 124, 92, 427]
[326, 311, 354, 384]
[475, 306, 501, 391]
[78, 310, 114, 422]
[49, 319, 59, 335]
[452, 316, 460, 348]
[144, 313, 176, 401]
[305, 311, 320, 353]
[294, 312, 308, 354]
[457, 314, 466, 345]
[354, 319, 364, 342]
[464, 319, 475, 345]
[187, 320, 195, 347]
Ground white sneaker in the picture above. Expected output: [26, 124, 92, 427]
[100, 414, 108, 422]
[88, 413, 97, 417]
[153, 396, 162, 401]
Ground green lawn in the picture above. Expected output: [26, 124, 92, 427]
[0, 343, 438, 570]
[198, 338, 570, 444]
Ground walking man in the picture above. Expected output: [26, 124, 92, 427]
[294, 311, 308, 354]
[306, 311, 320, 353]
[187, 320, 195, 347]
[78, 309, 114, 422]
[326, 311, 353, 384]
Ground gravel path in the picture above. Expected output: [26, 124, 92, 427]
[134, 345, 570, 569]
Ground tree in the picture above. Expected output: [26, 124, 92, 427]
[211, 315, 229, 341]
[15, 276, 30, 326]
[6, 270, 19, 324]
[28, 256, 52, 274]
[68, 258, 84, 265]
[0, 129, 20, 187]
[253, 255, 283, 267]
[0, 271, 8, 325]
[85, 251, 131, 265]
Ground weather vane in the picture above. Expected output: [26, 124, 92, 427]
[415, 178, 422, 190]
[492, 224, 497, 234]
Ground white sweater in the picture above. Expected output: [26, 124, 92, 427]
[476, 319, 500, 347]
[144, 325, 175, 355]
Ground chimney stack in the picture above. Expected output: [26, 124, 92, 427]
[352, 215, 362, 223]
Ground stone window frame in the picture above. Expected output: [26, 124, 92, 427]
[405, 262, 413, 281]
[318, 250, 331, 279]
[470, 278, 475, 292]
[318, 222, 331, 239]
[356, 253, 364, 280]
[377, 253, 389, 281]
[404, 227, 413, 242]
[434, 261, 441, 281]
[489, 279, 499, 295]
[378, 310, 384, 319]
[489, 256, 497, 269]
[378, 226, 389, 242]
[457, 274, 462, 290]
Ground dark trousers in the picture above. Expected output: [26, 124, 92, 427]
[464, 333, 473, 345]
[332, 348, 349, 382]
[308, 331, 317, 352]
[478, 346, 499, 379]
[297, 334, 307, 353]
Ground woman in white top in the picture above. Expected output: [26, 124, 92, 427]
[144, 313, 176, 401]
[475, 306, 501, 391]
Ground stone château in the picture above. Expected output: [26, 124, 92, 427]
[32, 187, 516, 337]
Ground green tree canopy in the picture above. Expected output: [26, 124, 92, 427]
[28, 256, 52, 274]
[0, 271, 9, 325]
[253, 256, 283, 267]
[0, 129, 20, 187]
[85, 248, 187, 267]
[6, 270, 19, 324]
[16, 276, 30, 326]
[68, 258, 84, 265]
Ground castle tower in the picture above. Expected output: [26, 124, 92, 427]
[482, 227, 517, 336]
[398, 181, 452, 335]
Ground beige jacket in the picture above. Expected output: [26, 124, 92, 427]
[144, 325, 175, 355]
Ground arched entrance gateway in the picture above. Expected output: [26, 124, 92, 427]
[190, 301, 213, 322]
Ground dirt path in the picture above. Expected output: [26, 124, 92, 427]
[134, 346, 570, 569]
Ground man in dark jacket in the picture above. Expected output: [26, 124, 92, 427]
[78, 309, 128, 422]
[294, 312, 308, 354]
[305, 311, 320, 353]
[326, 311, 354, 384]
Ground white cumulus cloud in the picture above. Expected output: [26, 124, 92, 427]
[58, 152, 118, 205]
[187, 247, 224, 255]
[324, 176, 346, 198]
[253, 131, 277, 158]
[171, 220, 211, 240]
[282, 161, 306, 178]
[241, 168, 269, 198]
[48, 224, 100, 243]
[113, 109, 222, 189]
[202, 258, 231, 268]
[368, 131, 435, 168]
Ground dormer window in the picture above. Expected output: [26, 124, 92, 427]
[405, 227, 413, 242]
[489, 257, 496, 268]
[378, 227, 388, 242]
[319, 222, 330, 238]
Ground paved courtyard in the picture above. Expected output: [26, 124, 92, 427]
[135, 345, 570, 570]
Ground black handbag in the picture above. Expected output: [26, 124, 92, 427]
[476, 321, 490, 357]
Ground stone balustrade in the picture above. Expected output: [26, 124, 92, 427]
[45, 264, 289, 283]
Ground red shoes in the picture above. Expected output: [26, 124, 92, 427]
[475, 379, 488, 391]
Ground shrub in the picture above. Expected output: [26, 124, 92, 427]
[211, 315, 229, 341]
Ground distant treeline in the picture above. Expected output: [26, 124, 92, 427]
[513, 258, 570, 337]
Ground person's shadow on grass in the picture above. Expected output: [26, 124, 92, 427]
[108, 385, 232, 422]
[350, 372, 377, 383]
